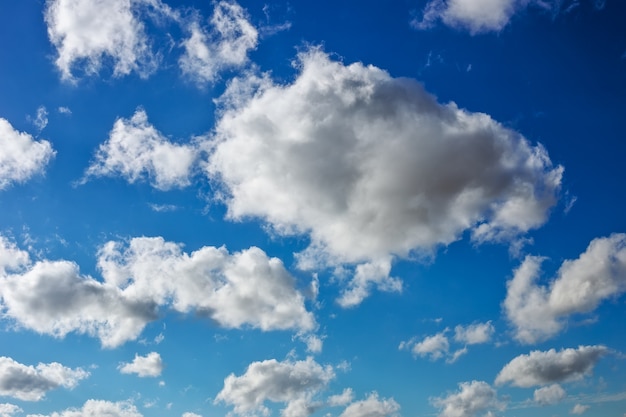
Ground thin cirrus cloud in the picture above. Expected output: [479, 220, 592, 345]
[206, 48, 563, 306]
[495, 345, 608, 387]
[118, 352, 163, 377]
[0, 235, 316, 348]
[82, 109, 197, 191]
[0, 356, 89, 401]
[504, 234, 626, 344]
[431, 380, 505, 417]
[0, 118, 55, 190]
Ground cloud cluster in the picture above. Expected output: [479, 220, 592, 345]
[44, 0, 258, 82]
[495, 345, 608, 387]
[400, 322, 494, 362]
[0, 357, 89, 401]
[83, 109, 197, 190]
[208, 49, 562, 304]
[215, 357, 334, 417]
[0, 235, 315, 348]
[0, 118, 55, 190]
[118, 352, 163, 377]
[431, 380, 504, 417]
[504, 234, 626, 343]
[29, 399, 142, 417]
[179, 1, 258, 85]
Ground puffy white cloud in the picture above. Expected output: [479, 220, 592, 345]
[533, 384, 565, 405]
[118, 352, 163, 377]
[339, 393, 399, 417]
[179, 1, 258, 85]
[0, 235, 315, 348]
[412, 332, 450, 360]
[504, 234, 626, 343]
[215, 357, 334, 417]
[98, 236, 316, 333]
[570, 404, 590, 414]
[431, 381, 504, 417]
[207, 49, 562, 305]
[415, 0, 523, 33]
[28, 399, 142, 417]
[336, 259, 402, 308]
[83, 109, 197, 190]
[44, 0, 172, 80]
[0, 403, 22, 417]
[327, 389, 354, 407]
[182, 413, 202, 417]
[495, 345, 608, 387]
[0, 118, 55, 190]
[0, 357, 89, 401]
[454, 321, 494, 345]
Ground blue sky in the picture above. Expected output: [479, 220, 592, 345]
[0, 1, 625, 417]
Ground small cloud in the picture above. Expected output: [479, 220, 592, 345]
[58, 106, 72, 115]
[28, 106, 49, 131]
[118, 352, 164, 378]
[149, 203, 179, 212]
[571, 404, 590, 414]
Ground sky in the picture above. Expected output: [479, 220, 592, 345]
[0, 0, 625, 417]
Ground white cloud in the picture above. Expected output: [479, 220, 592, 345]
[57, 106, 72, 115]
[0, 357, 89, 401]
[44, 0, 172, 81]
[336, 258, 402, 308]
[415, 0, 523, 33]
[504, 234, 626, 343]
[533, 384, 566, 405]
[339, 393, 399, 417]
[454, 321, 494, 345]
[83, 109, 197, 190]
[118, 352, 163, 377]
[431, 381, 504, 417]
[182, 413, 202, 417]
[179, 1, 258, 85]
[495, 345, 608, 387]
[571, 404, 590, 414]
[0, 403, 22, 417]
[215, 357, 334, 417]
[0, 118, 55, 190]
[327, 389, 354, 407]
[412, 332, 450, 360]
[27, 399, 142, 417]
[29, 106, 49, 131]
[0, 235, 315, 348]
[207, 49, 562, 305]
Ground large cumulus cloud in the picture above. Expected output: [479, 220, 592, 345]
[207, 49, 562, 304]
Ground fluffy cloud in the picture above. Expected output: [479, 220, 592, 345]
[118, 352, 163, 377]
[215, 357, 334, 417]
[83, 109, 197, 190]
[504, 234, 626, 343]
[28, 399, 142, 417]
[415, 0, 524, 33]
[533, 384, 565, 405]
[0, 235, 315, 348]
[179, 1, 258, 85]
[454, 321, 494, 345]
[0, 357, 89, 401]
[0, 404, 22, 417]
[327, 389, 354, 407]
[411, 332, 450, 360]
[431, 381, 504, 417]
[0, 118, 55, 190]
[339, 393, 399, 417]
[495, 345, 608, 387]
[207, 49, 562, 305]
[43, 0, 174, 80]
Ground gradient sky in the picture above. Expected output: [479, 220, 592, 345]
[1, 1, 626, 417]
